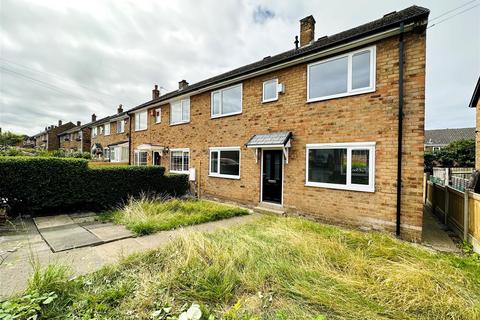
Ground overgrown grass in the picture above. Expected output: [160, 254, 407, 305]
[101, 197, 250, 235]
[3, 216, 480, 319]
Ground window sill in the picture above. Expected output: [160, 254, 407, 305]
[305, 182, 374, 193]
[134, 128, 147, 132]
[208, 174, 240, 180]
[170, 121, 190, 126]
[170, 170, 189, 174]
[262, 98, 278, 104]
[155, 121, 161, 125]
[211, 111, 242, 119]
[307, 87, 375, 103]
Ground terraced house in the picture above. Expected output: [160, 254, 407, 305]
[127, 6, 429, 240]
[32, 120, 75, 150]
[88, 105, 130, 163]
[58, 121, 91, 152]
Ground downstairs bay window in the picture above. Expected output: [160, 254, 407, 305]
[306, 142, 375, 192]
[209, 147, 240, 179]
[170, 149, 189, 173]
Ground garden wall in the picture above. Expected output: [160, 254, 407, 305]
[0, 157, 189, 215]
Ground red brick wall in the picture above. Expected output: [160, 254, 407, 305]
[90, 118, 130, 160]
[130, 31, 426, 240]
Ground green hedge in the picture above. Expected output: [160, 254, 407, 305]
[0, 157, 189, 214]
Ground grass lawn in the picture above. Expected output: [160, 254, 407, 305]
[99, 197, 249, 235]
[2, 216, 480, 319]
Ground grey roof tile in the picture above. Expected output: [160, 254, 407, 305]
[246, 131, 292, 146]
[425, 128, 475, 146]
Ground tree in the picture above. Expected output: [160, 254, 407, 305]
[0, 131, 24, 148]
[424, 139, 475, 172]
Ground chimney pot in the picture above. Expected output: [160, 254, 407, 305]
[77, 121, 81, 126]
[117, 104, 123, 114]
[92, 113, 97, 122]
[58, 120, 63, 126]
[152, 84, 160, 99]
[179, 80, 189, 90]
[299, 15, 315, 47]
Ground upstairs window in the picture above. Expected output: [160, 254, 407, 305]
[211, 84, 242, 118]
[209, 147, 240, 179]
[135, 111, 147, 131]
[170, 149, 189, 173]
[92, 127, 98, 137]
[262, 79, 278, 103]
[99, 126, 104, 135]
[307, 46, 375, 102]
[117, 119, 125, 133]
[155, 108, 161, 124]
[170, 99, 190, 125]
[306, 142, 375, 192]
[104, 123, 110, 136]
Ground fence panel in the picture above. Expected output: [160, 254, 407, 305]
[447, 187, 465, 232]
[469, 193, 480, 241]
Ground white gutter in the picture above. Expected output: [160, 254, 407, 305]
[130, 21, 423, 113]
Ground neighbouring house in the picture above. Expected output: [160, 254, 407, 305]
[469, 76, 480, 168]
[126, 6, 429, 240]
[88, 105, 130, 163]
[22, 135, 35, 148]
[424, 128, 475, 153]
[32, 120, 75, 150]
[58, 121, 91, 153]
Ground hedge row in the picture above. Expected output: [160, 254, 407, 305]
[0, 157, 189, 214]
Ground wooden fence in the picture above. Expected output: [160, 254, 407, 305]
[426, 177, 480, 253]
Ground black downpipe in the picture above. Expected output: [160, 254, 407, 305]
[128, 116, 132, 165]
[396, 23, 405, 237]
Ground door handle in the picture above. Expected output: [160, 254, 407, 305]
[267, 179, 276, 184]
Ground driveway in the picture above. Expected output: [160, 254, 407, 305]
[0, 213, 260, 299]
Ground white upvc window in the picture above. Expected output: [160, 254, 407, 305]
[170, 99, 190, 125]
[117, 119, 125, 133]
[262, 79, 278, 103]
[307, 46, 376, 102]
[155, 108, 161, 124]
[104, 123, 110, 136]
[211, 84, 242, 118]
[170, 148, 189, 173]
[305, 142, 375, 192]
[103, 147, 110, 160]
[209, 147, 241, 179]
[92, 126, 98, 137]
[134, 150, 148, 166]
[135, 110, 148, 131]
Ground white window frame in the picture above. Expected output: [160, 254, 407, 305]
[92, 126, 98, 137]
[155, 108, 162, 124]
[135, 110, 148, 131]
[170, 99, 190, 125]
[208, 146, 241, 180]
[117, 119, 125, 133]
[104, 123, 110, 136]
[104, 147, 110, 160]
[134, 150, 148, 166]
[170, 148, 190, 173]
[305, 142, 375, 192]
[262, 79, 278, 103]
[211, 83, 243, 118]
[307, 46, 376, 102]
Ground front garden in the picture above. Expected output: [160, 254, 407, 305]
[2, 215, 479, 319]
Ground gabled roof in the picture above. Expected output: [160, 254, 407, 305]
[127, 5, 429, 114]
[425, 128, 475, 146]
[246, 131, 292, 147]
[84, 111, 128, 128]
[468, 76, 480, 108]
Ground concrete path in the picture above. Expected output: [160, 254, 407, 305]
[0, 213, 260, 299]
[422, 207, 460, 253]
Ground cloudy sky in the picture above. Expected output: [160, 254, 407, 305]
[0, 0, 479, 135]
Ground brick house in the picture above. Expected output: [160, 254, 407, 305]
[424, 128, 475, 153]
[32, 120, 75, 150]
[88, 105, 130, 163]
[127, 6, 429, 240]
[58, 121, 91, 153]
[468, 76, 480, 168]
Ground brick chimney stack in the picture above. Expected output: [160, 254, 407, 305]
[300, 15, 315, 47]
[117, 104, 123, 114]
[91, 114, 96, 122]
[58, 120, 62, 126]
[179, 80, 189, 90]
[152, 85, 160, 99]
[77, 121, 81, 126]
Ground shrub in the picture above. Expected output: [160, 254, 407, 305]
[0, 157, 189, 214]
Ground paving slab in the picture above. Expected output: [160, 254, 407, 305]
[70, 212, 98, 224]
[34, 215, 75, 230]
[40, 224, 103, 252]
[82, 222, 134, 242]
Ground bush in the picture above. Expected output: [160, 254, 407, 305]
[0, 157, 189, 214]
